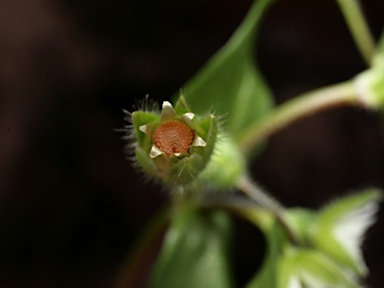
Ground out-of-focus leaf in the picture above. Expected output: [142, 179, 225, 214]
[373, 32, 384, 128]
[376, 29, 384, 54]
[283, 208, 317, 245]
[115, 206, 169, 288]
[312, 189, 381, 275]
[177, 0, 275, 147]
[238, 208, 287, 288]
[149, 206, 234, 288]
[278, 248, 361, 288]
[198, 139, 246, 189]
[246, 220, 286, 288]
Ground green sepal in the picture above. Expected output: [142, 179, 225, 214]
[131, 111, 160, 148]
[201, 115, 218, 166]
[167, 153, 203, 185]
[135, 146, 162, 179]
[174, 95, 191, 115]
[165, 114, 218, 185]
[187, 114, 212, 140]
[199, 140, 246, 190]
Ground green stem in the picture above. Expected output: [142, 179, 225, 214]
[336, 0, 375, 66]
[237, 81, 357, 154]
[236, 175, 299, 244]
[236, 175, 283, 213]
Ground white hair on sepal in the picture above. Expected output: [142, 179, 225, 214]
[117, 109, 136, 155]
[117, 94, 159, 146]
[133, 94, 160, 114]
[113, 110, 132, 133]
[113, 96, 152, 177]
[196, 132, 239, 193]
[208, 105, 228, 129]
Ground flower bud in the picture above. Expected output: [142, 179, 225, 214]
[354, 61, 384, 109]
[127, 96, 218, 186]
[198, 139, 246, 190]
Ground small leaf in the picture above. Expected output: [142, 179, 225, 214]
[375, 29, 384, 54]
[312, 189, 382, 275]
[177, 0, 275, 147]
[244, 210, 288, 288]
[149, 206, 234, 288]
[284, 208, 317, 245]
[279, 248, 361, 288]
[246, 219, 286, 288]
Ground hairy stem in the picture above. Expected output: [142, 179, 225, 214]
[236, 175, 298, 244]
[236, 175, 283, 213]
[238, 81, 357, 154]
[336, 0, 375, 66]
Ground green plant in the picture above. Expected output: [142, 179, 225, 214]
[118, 0, 383, 287]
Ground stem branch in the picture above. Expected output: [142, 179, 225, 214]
[236, 175, 283, 213]
[238, 81, 357, 154]
[336, 0, 375, 66]
[236, 175, 298, 244]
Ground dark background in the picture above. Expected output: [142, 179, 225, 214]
[0, 0, 384, 287]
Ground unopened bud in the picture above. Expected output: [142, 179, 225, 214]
[354, 62, 384, 109]
[127, 96, 218, 186]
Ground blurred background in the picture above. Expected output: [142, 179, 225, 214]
[0, 0, 384, 287]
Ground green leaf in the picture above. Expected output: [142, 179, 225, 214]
[312, 189, 382, 275]
[115, 206, 169, 288]
[239, 208, 289, 288]
[177, 0, 275, 146]
[279, 248, 361, 288]
[283, 208, 317, 245]
[246, 219, 287, 288]
[149, 207, 234, 288]
[375, 29, 384, 55]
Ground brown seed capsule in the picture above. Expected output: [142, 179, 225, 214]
[153, 120, 194, 157]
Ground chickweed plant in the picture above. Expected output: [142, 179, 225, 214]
[117, 0, 384, 287]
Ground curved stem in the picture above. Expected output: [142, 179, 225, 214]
[236, 175, 298, 244]
[336, 0, 376, 66]
[236, 175, 283, 213]
[237, 81, 357, 154]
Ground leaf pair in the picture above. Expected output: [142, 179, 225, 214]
[246, 190, 381, 288]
